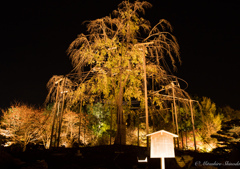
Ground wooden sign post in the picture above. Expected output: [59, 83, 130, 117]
[147, 130, 178, 169]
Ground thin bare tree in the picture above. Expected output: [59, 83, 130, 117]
[45, 75, 75, 148]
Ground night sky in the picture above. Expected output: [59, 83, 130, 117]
[1, 1, 240, 110]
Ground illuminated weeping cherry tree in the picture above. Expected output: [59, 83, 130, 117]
[45, 75, 75, 148]
[67, 0, 182, 145]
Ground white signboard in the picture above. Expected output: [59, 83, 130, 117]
[151, 132, 175, 158]
[147, 130, 178, 169]
[147, 130, 178, 158]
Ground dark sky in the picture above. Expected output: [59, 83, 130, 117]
[1, 0, 240, 110]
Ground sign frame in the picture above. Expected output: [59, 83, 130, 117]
[146, 130, 178, 169]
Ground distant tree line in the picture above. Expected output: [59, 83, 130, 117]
[0, 96, 239, 152]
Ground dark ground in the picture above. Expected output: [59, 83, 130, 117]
[0, 145, 239, 169]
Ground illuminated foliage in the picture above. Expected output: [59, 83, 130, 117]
[198, 97, 223, 139]
[186, 97, 223, 152]
[126, 123, 153, 147]
[211, 119, 240, 154]
[0, 104, 93, 149]
[85, 103, 115, 145]
[60, 109, 90, 147]
[0, 104, 46, 151]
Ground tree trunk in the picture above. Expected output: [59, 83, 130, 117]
[190, 100, 197, 151]
[171, 103, 176, 148]
[138, 114, 140, 146]
[110, 108, 112, 145]
[143, 46, 149, 150]
[23, 144, 27, 152]
[114, 102, 126, 145]
[23, 133, 27, 152]
[57, 79, 66, 147]
[50, 103, 58, 148]
[185, 112, 188, 150]
[172, 82, 179, 149]
[50, 84, 60, 149]
[78, 100, 82, 144]
[114, 81, 126, 145]
[185, 129, 188, 150]
[57, 98, 65, 147]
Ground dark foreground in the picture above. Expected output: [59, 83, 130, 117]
[0, 145, 239, 169]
